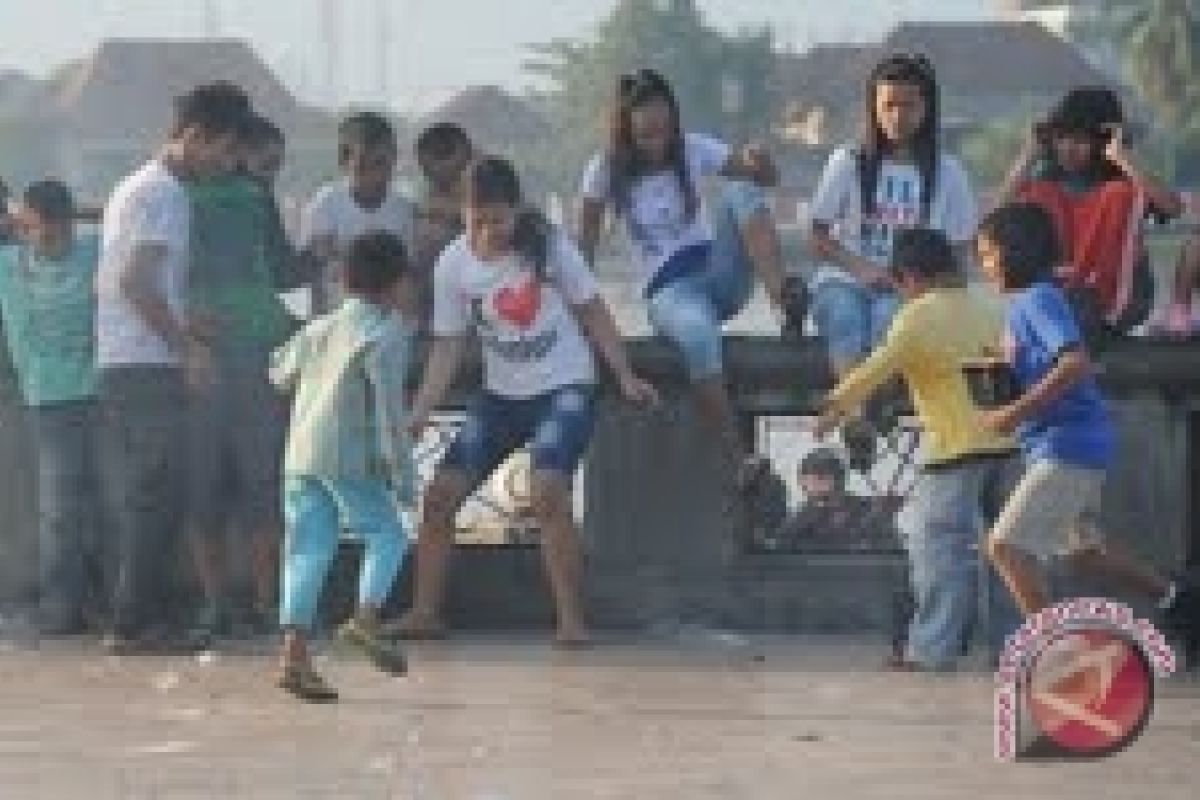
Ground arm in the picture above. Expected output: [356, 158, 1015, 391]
[815, 321, 913, 435]
[571, 298, 656, 406]
[810, 221, 891, 287]
[578, 198, 606, 269]
[120, 242, 194, 353]
[995, 125, 1041, 209]
[365, 335, 417, 503]
[984, 347, 1092, 434]
[408, 334, 467, 431]
[1106, 132, 1185, 218]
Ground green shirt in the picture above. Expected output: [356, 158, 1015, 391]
[270, 298, 416, 502]
[0, 235, 99, 407]
[188, 176, 297, 349]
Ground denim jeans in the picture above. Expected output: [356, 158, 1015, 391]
[811, 281, 901, 371]
[645, 181, 766, 381]
[99, 366, 186, 637]
[898, 454, 1025, 669]
[30, 399, 104, 631]
[279, 476, 408, 631]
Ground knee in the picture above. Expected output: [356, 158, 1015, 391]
[812, 284, 869, 361]
[649, 293, 723, 379]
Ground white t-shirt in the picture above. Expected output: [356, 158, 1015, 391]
[96, 160, 190, 367]
[808, 146, 978, 288]
[300, 178, 416, 313]
[580, 132, 731, 291]
[432, 232, 599, 398]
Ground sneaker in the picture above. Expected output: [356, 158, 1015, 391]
[277, 663, 339, 703]
[337, 617, 408, 676]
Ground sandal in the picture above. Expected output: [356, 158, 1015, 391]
[338, 617, 409, 677]
[277, 663, 339, 703]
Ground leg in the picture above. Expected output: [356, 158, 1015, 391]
[277, 477, 341, 702]
[100, 368, 186, 642]
[526, 386, 597, 644]
[391, 395, 516, 636]
[184, 370, 230, 634]
[1062, 541, 1168, 600]
[986, 538, 1052, 616]
[810, 281, 872, 377]
[31, 403, 92, 634]
[705, 180, 784, 314]
[898, 466, 985, 670]
[647, 283, 749, 474]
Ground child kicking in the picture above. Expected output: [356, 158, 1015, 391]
[269, 231, 417, 702]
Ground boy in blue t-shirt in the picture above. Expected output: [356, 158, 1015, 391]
[0, 180, 104, 634]
[976, 203, 1196, 643]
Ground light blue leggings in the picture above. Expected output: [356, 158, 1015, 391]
[279, 476, 408, 631]
[645, 180, 767, 381]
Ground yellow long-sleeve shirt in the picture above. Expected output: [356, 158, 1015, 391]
[825, 288, 1017, 466]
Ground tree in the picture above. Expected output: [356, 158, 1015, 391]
[524, 0, 776, 198]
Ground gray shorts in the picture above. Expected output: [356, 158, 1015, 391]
[987, 460, 1105, 560]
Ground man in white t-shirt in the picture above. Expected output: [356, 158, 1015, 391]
[96, 82, 249, 653]
[300, 112, 415, 316]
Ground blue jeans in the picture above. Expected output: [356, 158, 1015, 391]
[30, 399, 104, 631]
[279, 476, 408, 631]
[811, 281, 901, 370]
[898, 455, 1024, 669]
[645, 181, 766, 381]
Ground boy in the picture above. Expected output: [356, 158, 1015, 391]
[300, 112, 414, 317]
[815, 228, 1022, 671]
[96, 82, 250, 653]
[0, 181, 104, 634]
[412, 122, 473, 330]
[270, 231, 416, 702]
[184, 112, 300, 641]
[976, 203, 1197, 644]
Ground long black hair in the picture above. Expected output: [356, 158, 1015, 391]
[606, 69, 697, 229]
[859, 53, 940, 224]
[465, 156, 551, 283]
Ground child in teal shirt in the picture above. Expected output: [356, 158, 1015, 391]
[0, 180, 104, 634]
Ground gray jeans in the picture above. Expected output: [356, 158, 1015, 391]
[99, 366, 186, 636]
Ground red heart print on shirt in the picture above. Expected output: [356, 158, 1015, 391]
[493, 278, 542, 329]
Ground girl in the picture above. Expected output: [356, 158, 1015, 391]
[392, 157, 657, 646]
[997, 87, 1184, 337]
[578, 68, 789, 491]
[809, 53, 977, 377]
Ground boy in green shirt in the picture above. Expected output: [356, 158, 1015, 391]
[0, 180, 104, 634]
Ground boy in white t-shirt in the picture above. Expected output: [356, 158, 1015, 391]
[301, 112, 415, 315]
[96, 82, 250, 653]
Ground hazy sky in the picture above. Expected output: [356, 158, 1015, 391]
[0, 0, 997, 110]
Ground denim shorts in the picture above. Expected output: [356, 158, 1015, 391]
[440, 384, 596, 487]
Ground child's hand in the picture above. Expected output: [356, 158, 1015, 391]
[979, 404, 1021, 435]
[619, 372, 659, 409]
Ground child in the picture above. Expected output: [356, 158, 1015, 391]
[270, 231, 416, 702]
[578, 68, 788, 492]
[412, 122, 474, 331]
[390, 157, 657, 646]
[300, 112, 415, 316]
[815, 228, 1022, 671]
[183, 112, 300, 641]
[96, 82, 249, 653]
[0, 180, 104, 635]
[809, 54, 977, 377]
[976, 203, 1197, 647]
[997, 87, 1184, 337]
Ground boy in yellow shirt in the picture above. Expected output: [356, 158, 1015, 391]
[816, 228, 1020, 671]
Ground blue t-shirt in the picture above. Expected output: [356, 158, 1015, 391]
[1006, 281, 1114, 469]
[0, 235, 100, 407]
